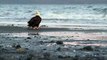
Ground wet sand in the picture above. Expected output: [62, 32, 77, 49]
[0, 25, 107, 33]
[0, 25, 107, 60]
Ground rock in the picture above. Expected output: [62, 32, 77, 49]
[27, 54, 34, 60]
[39, 41, 44, 44]
[25, 40, 29, 42]
[27, 56, 32, 60]
[0, 45, 3, 48]
[58, 55, 64, 59]
[16, 48, 26, 53]
[56, 41, 63, 45]
[50, 36, 56, 38]
[71, 36, 74, 37]
[81, 46, 93, 51]
[11, 24, 14, 26]
[43, 52, 50, 59]
[15, 45, 21, 49]
[14, 37, 18, 38]
[41, 25, 48, 27]
[27, 37, 31, 39]
[12, 44, 21, 49]
[58, 55, 71, 59]
[73, 55, 79, 60]
[50, 40, 55, 43]
[87, 39, 90, 40]
[57, 47, 61, 51]
[43, 49, 46, 50]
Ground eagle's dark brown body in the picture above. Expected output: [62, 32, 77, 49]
[28, 16, 42, 28]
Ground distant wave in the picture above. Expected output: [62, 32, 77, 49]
[93, 8, 107, 17]
[0, 4, 107, 25]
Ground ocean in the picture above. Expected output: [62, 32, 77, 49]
[0, 4, 107, 26]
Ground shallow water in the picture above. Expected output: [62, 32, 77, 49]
[0, 4, 107, 26]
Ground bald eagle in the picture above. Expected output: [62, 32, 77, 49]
[28, 11, 42, 29]
[28, 15, 42, 29]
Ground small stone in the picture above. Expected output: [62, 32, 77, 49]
[81, 46, 93, 51]
[50, 40, 55, 43]
[43, 49, 46, 50]
[58, 55, 71, 59]
[27, 54, 34, 60]
[25, 40, 29, 42]
[27, 37, 31, 39]
[12, 44, 21, 49]
[58, 55, 64, 59]
[57, 47, 61, 51]
[73, 55, 79, 60]
[15, 45, 21, 49]
[16, 48, 26, 53]
[87, 39, 90, 40]
[43, 52, 50, 60]
[11, 24, 14, 26]
[71, 36, 74, 37]
[56, 41, 63, 45]
[39, 41, 44, 44]
[0, 45, 3, 48]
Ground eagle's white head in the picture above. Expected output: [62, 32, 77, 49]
[35, 10, 41, 16]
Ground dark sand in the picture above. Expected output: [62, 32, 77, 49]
[0, 26, 107, 33]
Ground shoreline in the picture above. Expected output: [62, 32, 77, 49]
[0, 25, 107, 33]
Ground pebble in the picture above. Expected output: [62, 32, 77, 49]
[15, 45, 21, 49]
[57, 47, 61, 51]
[26, 54, 34, 60]
[56, 41, 63, 45]
[16, 48, 26, 53]
[81, 46, 93, 51]
[49, 40, 55, 43]
[87, 39, 90, 41]
[27, 37, 31, 39]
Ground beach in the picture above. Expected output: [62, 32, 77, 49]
[0, 25, 107, 60]
[0, 3, 107, 60]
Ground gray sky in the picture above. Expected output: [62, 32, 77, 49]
[0, 0, 107, 4]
